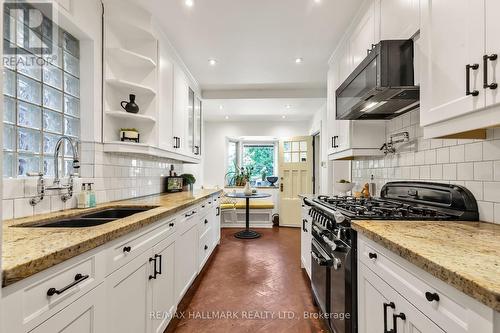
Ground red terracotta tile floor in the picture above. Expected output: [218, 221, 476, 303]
[165, 227, 329, 333]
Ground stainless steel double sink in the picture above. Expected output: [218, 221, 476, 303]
[14, 207, 156, 228]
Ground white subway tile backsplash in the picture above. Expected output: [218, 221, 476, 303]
[478, 201, 494, 223]
[3, 142, 180, 220]
[449, 145, 465, 163]
[465, 181, 483, 201]
[3, 200, 14, 220]
[474, 161, 493, 181]
[457, 163, 474, 180]
[484, 182, 500, 202]
[351, 109, 500, 223]
[483, 140, 500, 160]
[464, 142, 483, 161]
[436, 148, 449, 164]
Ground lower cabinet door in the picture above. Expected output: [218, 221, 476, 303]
[151, 235, 176, 333]
[175, 223, 198, 302]
[358, 263, 393, 333]
[29, 284, 105, 333]
[105, 250, 153, 333]
[359, 263, 445, 333]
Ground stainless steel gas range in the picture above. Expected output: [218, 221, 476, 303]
[304, 181, 480, 333]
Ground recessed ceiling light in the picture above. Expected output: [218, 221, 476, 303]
[219, 105, 224, 110]
[208, 58, 218, 66]
[282, 115, 286, 119]
[314, 0, 322, 4]
[225, 115, 229, 120]
[295, 57, 303, 64]
[285, 104, 292, 109]
[184, 0, 194, 7]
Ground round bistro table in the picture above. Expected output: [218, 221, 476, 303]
[225, 192, 272, 239]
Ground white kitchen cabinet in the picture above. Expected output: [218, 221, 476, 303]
[358, 234, 498, 333]
[300, 202, 311, 278]
[379, 0, 419, 40]
[151, 234, 176, 333]
[420, 0, 485, 128]
[358, 263, 445, 333]
[106, 249, 153, 333]
[158, 41, 175, 151]
[173, 65, 189, 153]
[485, 0, 500, 108]
[349, 2, 376, 70]
[29, 284, 105, 333]
[212, 197, 221, 247]
[175, 211, 199, 302]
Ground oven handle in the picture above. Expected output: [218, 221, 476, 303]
[311, 239, 333, 267]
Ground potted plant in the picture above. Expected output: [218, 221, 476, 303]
[224, 164, 253, 187]
[120, 128, 140, 143]
[180, 173, 196, 193]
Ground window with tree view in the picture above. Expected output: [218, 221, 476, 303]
[226, 140, 277, 187]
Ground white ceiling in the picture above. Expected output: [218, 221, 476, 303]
[141, 0, 363, 91]
[203, 98, 325, 122]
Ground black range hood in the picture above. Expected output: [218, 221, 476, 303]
[335, 39, 419, 120]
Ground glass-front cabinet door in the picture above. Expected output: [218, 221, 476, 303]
[187, 88, 195, 154]
[193, 96, 202, 156]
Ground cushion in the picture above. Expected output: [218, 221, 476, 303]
[220, 200, 274, 210]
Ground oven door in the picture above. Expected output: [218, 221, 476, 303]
[311, 238, 333, 316]
[329, 240, 354, 333]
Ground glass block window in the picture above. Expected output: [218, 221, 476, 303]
[3, 9, 80, 178]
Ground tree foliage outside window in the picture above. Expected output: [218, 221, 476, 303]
[242, 145, 275, 182]
[225, 140, 277, 186]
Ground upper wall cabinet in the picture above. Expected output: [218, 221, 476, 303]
[420, 0, 500, 138]
[102, 0, 201, 163]
[378, 0, 419, 40]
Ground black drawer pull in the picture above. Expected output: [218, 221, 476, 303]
[185, 211, 196, 218]
[216, 207, 220, 216]
[204, 219, 208, 224]
[202, 205, 206, 208]
[391, 312, 406, 333]
[383, 302, 395, 333]
[169, 222, 175, 227]
[123, 246, 131, 253]
[204, 245, 208, 250]
[149, 257, 158, 280]
[483, 54, 498, 89]
[156, 254, 162, 275]
[425, 291, 440, 302]
[466, 63, 479, 96]
[368, 252, 378, 260]
[47, 274, 89, 297]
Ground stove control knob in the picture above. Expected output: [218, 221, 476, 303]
[333, 211, 346, 223]
[333, 257, 342, 270]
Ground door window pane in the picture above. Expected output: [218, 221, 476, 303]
[300, 141, 307, 152]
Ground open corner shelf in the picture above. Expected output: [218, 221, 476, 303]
[106, 18, 157, 42]
[103, 141, 200, 164]
[106, 79, 157, 96]
[107, 47, 157, 69]
[105, 110, 156, 124]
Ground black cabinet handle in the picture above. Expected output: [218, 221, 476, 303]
[185, 210, 196, 218]
[425, 291, 440, 302]
[155, 254, 162, 275]
[368, 252, 378, 260]
[204, 219, 208, 224]
[204, 245, 208, 250]
[123, 246, 131, 253]
[466, 63, 480, 96]
[333, 136, 339, 148]
[302, 219, 308, 232]
[216, 207, 220, 216]
[169, 222, 175, 227]
[47, 274, 89, 296]
[149, 257, 157, 280]
[391, 312, 406, 333]
[483, 54, 498, 89]
[383, 302, 395, 333]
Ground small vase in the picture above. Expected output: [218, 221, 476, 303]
[243, 182, 252, 196]
[121, 94, 140, 114]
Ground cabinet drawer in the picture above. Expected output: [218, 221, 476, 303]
[358, 237, 476, 333]
[3, 250, 105, 332]
[199, 212, 211, 237]
[198, 227, 212, 270]
[105, 217, 176, 275]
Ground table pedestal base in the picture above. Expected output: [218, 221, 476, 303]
[234, 230, 261, 239]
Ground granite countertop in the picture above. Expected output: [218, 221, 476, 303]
[352, 220, 500, 311]
[2, 189, 222, 287]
